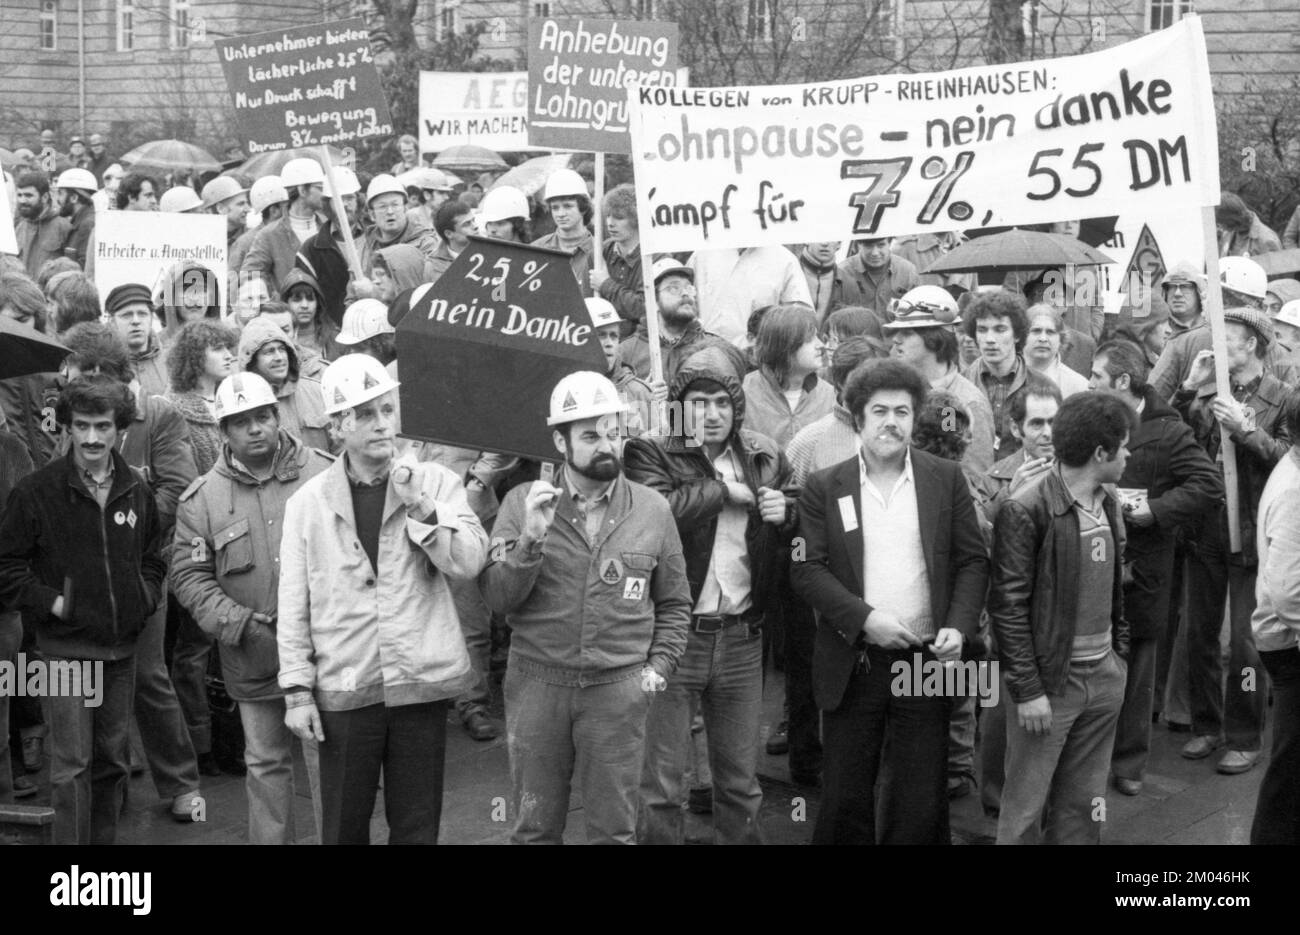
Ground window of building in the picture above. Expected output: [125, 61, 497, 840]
[171, 0, 190, 49]
[117, 0, 134, 51]
[635, 0, 657, 18]
[40, 0, 57, 51]
[437, 0, 460, 40]
[880, 0, 906, 39]
[532, 2, 552, 17]
[747, 0, 774, 41]
[1147, 0, 1191, 31]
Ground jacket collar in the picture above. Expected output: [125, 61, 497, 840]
[215, 430, 306, 486]
[554, 466, 633, 544]
[323, 454, 404, 529]
[63, 447, 138, 504]
[988, 449, 1027, 481]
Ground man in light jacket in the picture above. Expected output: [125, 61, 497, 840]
[277, 354, 487, 844]
[171, 372, 334, 844]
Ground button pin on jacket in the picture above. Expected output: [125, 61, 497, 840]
[114, 511, 126, 525]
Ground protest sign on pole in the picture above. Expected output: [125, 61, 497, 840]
[0, 182, 16, 256]
[419, 72, 544, 153]
[527, 17, 680, 154]
[626, 15, 1219, 254]
[395, 237, 606, 461]
[215, 19, 393, 280]
[92, 211, 227, 310]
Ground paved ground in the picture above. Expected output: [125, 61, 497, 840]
[25, 665, 1248, 847]
[13, 668, 1265, 845]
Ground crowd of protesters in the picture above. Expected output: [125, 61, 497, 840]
[0, 124, 1298, 847]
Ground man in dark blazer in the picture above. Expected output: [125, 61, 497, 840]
[791, 359, 989, 844]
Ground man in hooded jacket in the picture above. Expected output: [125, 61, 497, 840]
[237, 318, 333, 454]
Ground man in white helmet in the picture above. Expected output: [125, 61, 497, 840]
[531, 168, 595, 297]
[481, 370, 691, 843]
[276, 354, 487, 844]
[55, 168, 98, 269]
[887, 285, 995, 473]
[170, 372, 334, 844]
[200, 176, 251, 247]
[243, 157, 328, 295]
[230, 176, 289, 296]
[359, 174, 439, 278]
[1150, 257, 1298, 401]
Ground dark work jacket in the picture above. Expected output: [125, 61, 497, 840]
[599, 240, 645, 324]
[989, 469, 1129, 704]
[0, 449, 165, 660]
[1174, 370, 1292, 566]
[790, 448, 990, 712]
[1119, 389, 1222, 639]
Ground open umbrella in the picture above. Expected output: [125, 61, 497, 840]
[121, 139, 221, 174]
[433, 144, 508, 173]
[924, 229, 1113, 274]
[488, 154, 573, 198]
[0, 317, 69, 380]
[394, 166, 451, 190]
[237, 145, 351, 181]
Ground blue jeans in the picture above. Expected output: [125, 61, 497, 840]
[998, 650, 1126, 845]
[239, 697, 322, 845]
[134, 587, 200, 800]
[48, 655, 136, 845]
[638, 623, 764, 845]
[316, 700, 450, 845]
[1252, 648, 1300, 845]
[504, 660, 650, 844]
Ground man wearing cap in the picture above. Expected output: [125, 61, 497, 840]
[359, 174, 439, 279]
[55, 169, 98, 269]
[86, 134, 114, 186]
[887, 285, 995, 473]
[1173, 307, 1292, 776]
[481, 370, 691, 844]
[619, 258, 748, 389]
[171, 371, 334, 844]
[689, 246, 813, 348]
[201, 177, 251, 248]
[13, 169, 72, 280]
[588, 297, 654, 437]
[278, 354, 486, 844]
[245, 157, 327, 294]
[104, 283, 170, 400]
[835, 238, 921, 321]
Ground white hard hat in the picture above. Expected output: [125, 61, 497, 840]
[159, 186, 204, 213]
[281, 157, 326, 188]
[55, 168, 98, 192]
[249, 176, 289, 214]
[335, 298, 395, 346]
[322, 353, 401, 415]
[1276, 299, 1300, 330]
[414, 167, 452, 191]
[650, 256, 693, 285]
[547, 370, 627, 426]
[1219, 256, 1267, 301]
[884, 285, 960, 329]
[201, 176, 248, 208]
[586, 297, 621, 330]
[214, 372, 278, 423]
[480, 186, 530, 225]
[366, 173, 407, 205]
[325, 166, 361, 198]
[543, 168, 587, 202]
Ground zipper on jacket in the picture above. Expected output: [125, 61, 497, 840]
[99, 503, 120, 642]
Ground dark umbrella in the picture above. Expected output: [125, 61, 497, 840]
[237, 145, 351, 181]
[0, 317, 69, 380]
[963, 216, 1118, 248]
[433, 145, 508, 173]
[121, 139, 221, 174]
[924, 229, 1113, 274]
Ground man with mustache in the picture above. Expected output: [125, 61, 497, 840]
[791, 359, 989, 844]
[0, 376, 166, 843]
[13, 170, 72, 280]
[482, 371, 691, 844]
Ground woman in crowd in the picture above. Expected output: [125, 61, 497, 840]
[166, 319, 238, 476]
[1023, 303, 1090, 397]
[280, 269, 337, 361]
[741, 304, 835, 449]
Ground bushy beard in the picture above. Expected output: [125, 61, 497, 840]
[567, 449, 621, 482]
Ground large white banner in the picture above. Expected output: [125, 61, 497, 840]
[93, 212, 228, 310]
[627, 17, 1219, 254]
[419, 72, 544, 152]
